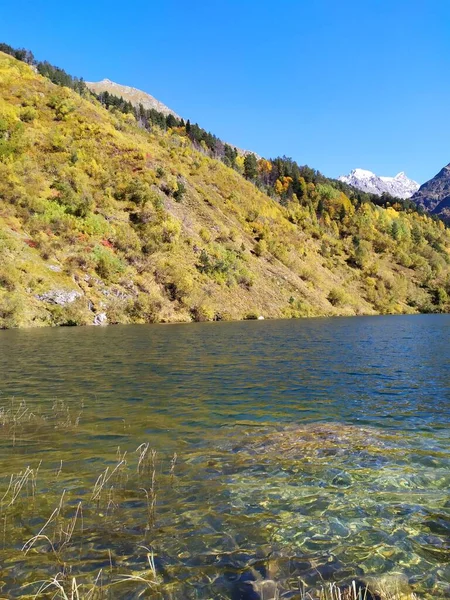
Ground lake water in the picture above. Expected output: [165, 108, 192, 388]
[0, 315, 448, 598]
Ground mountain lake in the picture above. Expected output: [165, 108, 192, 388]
[0, 315, 448, 598]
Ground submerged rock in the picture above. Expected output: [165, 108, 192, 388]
[239, 422, 390, 462]
[330, 470, 353, 488]
[232, 577, 278, 600]
[231, 572, 381, 600]
[423, 514, 450, 536]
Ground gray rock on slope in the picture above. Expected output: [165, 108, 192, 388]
[93, 312, 107, 326]
[35, 289, 81, 305]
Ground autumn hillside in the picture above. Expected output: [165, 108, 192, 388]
[0, 51, 449, 328]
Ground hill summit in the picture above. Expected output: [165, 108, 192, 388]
[86, 78, 180, 118]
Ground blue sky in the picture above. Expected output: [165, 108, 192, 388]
[1, 0, 449, 183]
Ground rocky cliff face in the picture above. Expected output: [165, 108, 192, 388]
[338, 169, 419, 199]
[410, 164, 450, 219]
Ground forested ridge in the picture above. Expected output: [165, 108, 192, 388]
[0, 43, 449, 328]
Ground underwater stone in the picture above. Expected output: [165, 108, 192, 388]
[331, 471, 353, 488]
[329, 518, 350, 537]
[288, 559, 311, 574]
[424, 515, 450, 536]
[233, 579, 278, 600]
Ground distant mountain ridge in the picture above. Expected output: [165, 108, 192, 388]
[338, 168, 419, 199]
[410, 163, 450, 220]
[86, 78, 181, 118]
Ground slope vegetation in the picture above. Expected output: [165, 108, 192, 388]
[0, 51, 449, 328]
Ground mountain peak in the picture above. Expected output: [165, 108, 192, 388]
[339, 168, 419, 199]
[350, 168, 376, 178]
[85, 78, 180, 118]
[411, 162, 450, 219]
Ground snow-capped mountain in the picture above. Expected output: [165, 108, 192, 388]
[338, 168, 420, 199]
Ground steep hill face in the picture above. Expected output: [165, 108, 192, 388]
[339, 169, 419, 199]
[410, 164, 450, 220]
[86, 77, 255, 158]
[0, 51, 449, 329]
[86, 78, 180, 118]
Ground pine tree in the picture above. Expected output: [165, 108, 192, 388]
[243, 153, 258, 180]
[166, 114, 178, 128]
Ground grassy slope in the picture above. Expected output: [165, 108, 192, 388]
[0, 52, 449, 328]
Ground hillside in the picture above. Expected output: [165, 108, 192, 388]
[0, 50, 449, 329]
[86, 76, 256, 159]
[411, 163, 450, 220]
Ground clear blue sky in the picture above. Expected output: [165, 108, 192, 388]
[1, 0, 449, 183]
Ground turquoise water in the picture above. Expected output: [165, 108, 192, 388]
[0, 315, 448, 598]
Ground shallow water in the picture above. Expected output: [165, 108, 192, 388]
[0, 315, 448, 598]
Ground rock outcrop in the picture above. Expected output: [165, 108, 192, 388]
[410, 163, 450, 220]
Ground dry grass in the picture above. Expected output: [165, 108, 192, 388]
[32, 570, 103, 600]
[91, 449, 128, 506]
[29, 576, 420, 600]
[22, 490, 84, 561]
[0, 399, 84, 444]
[0, 463, 40, 508]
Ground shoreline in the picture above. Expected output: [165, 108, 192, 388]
[0, 308, 449, 332]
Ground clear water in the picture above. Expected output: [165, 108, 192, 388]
[0, 315, 448, 598]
